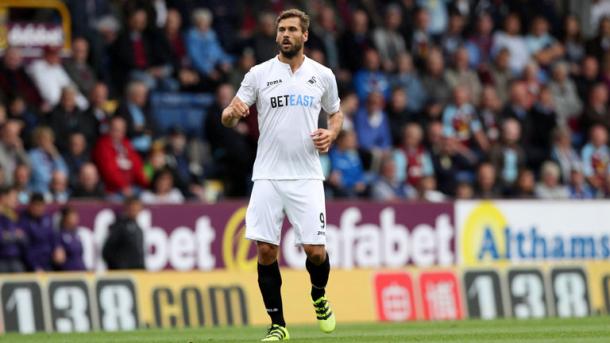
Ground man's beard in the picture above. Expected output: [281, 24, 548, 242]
[279, 41, 302, 58]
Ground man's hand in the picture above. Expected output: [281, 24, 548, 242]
[311, 128, 336, 153]
[222, 97, 249, 128]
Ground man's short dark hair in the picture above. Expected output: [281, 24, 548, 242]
[124, 195, 141, 206]
[276, 9, 310, 33]
[29, 192, 45, 203]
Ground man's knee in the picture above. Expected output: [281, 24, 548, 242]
[257, 242, 279, 265]
[303, 245, 326, 265]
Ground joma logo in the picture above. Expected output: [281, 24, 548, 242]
[266, 79, 282, 87]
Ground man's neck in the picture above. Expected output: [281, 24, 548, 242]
[278, 52, 305, 73]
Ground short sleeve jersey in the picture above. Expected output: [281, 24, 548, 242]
[236, 56, 340, 180]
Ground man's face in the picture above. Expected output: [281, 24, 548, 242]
[276, 17, 307, 58]
[126, 201, 143, 219]
[29, 201, 46, 217]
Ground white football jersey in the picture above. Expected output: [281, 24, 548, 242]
[236, 55, 340, 180]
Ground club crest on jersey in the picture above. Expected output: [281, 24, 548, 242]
[307, 76, 317, 84]
[266, 79, 283, 87]
[270, 94, 315, 108]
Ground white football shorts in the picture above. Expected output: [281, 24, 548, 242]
[245, 179, 326, 246]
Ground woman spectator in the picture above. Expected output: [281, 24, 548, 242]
[535, 161, 570, 199]
[140, 168, 184, 204]
[56, 206, 86, 271]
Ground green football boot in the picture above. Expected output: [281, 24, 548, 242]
[313, 296, 336, 333]
[261, 324, 290, 341]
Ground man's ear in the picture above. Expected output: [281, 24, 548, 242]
[303, 30, 309, 42]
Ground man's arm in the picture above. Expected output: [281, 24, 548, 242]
[221, 96, 250, 128]
[311, 111, 344, 153]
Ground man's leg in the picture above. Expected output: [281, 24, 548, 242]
[303, 244, 335, 333]
[257, 242, 286, 327]
[303, 245, 330, 300]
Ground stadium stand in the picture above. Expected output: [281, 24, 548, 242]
[0, 0, 608, 204]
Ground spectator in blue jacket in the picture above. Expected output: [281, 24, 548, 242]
[328, 130, 367, 198]
[186, 9, 233, 82]
[28, 127, 68, 195]
[353, 49, 391, 102]
[57, 206, 86, 271]
[354, 91, 392, 153]
[19, 193, 64, 271]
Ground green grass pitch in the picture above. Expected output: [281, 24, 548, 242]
[3, 317, 610, 342]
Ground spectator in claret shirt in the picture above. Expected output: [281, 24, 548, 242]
[394, 122, 434, 189]
[581, 124, 610, 193]
[0, 47, 43, 110]
[56, 206, 86, 271]
[19, 193, 65, 271]
[442, 86, 488, 152]
[0, 186, 26, 273]
[111, 7, 176, 92]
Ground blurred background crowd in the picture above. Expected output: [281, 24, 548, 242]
[1, 0, 610, 204]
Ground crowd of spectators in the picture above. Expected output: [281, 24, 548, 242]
[1, 0, 610, 203]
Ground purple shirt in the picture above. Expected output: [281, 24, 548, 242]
[19, 212, 58, 271]
[0, 213, 24, 259]
[58, 230, 86, 271]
